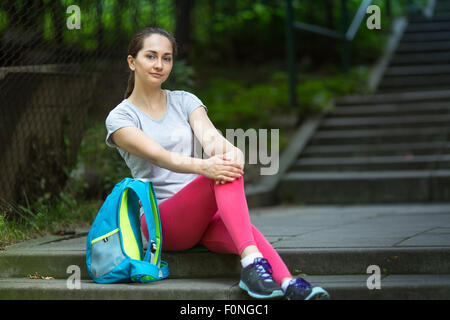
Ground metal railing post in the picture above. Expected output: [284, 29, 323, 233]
[285, 0, 297, 108]
[386, 0, 392, 19]
[340, 0, 350, 73]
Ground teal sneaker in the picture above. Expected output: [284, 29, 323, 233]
[284, 278, 330, 300]
[239, 257, 284, 299]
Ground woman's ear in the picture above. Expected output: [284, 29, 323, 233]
[127, 55, 135, 71]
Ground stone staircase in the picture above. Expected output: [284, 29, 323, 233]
[380, 12, 450, 93]
[279, 7, 450, 205]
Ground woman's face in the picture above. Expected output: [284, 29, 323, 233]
[128, 33, 173, 87]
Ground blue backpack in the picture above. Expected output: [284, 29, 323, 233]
[86, 177, 169, 283]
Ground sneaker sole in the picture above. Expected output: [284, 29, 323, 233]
[305, 287, 331, 300]
[239, 280, 285, 299]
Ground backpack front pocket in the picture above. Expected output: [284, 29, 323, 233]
[90, 229, 126, 278]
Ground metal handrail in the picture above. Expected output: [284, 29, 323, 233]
[345, 0, 374, 40]
[285, 0, 436, 108]
[292, 0, 373, 42]
[293, 21, 344, 41]
[285, 0, 379, 107]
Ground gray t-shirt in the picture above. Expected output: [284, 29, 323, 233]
[105, 89, 208, 204]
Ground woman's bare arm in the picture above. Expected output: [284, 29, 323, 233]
[189, 107, 245, 167]
[110, 126, 243, 182]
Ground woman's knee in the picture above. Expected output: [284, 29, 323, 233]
[193, 175, 216, 189]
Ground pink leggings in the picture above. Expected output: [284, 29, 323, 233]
[140, 175, 292, 284]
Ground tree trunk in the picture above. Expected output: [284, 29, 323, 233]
[49, 0, 64, 49]
[150, 0, 158, 26]
[174, 0, 193, 60]
[325, 0, 335, 29]
[96, 0, 105, 55]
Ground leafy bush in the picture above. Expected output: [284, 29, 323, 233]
[297, 67, 369, 112]
[198, 66, 368, 130]
[73, 119, 130, 198]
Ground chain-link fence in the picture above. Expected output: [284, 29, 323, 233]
[0, 1, 178, 214]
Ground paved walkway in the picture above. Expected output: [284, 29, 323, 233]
[7, 202, 450, 252]
[251, 203, 450, 249]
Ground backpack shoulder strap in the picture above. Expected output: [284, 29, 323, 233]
[127, 179, 163, 264]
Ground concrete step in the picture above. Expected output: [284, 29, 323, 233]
[3, 244, 449, 280]
[1, 274, 450, 300]
[390, 52, 450, 65]
[2, 236, 450, 280]
[405, 21, 450, 33]
[408, 13, 450, 23]
[335, 90, 450, 106]
[401, 31, 450, 43]
[0, 277, 245, 300]
[309, 127, 448, 145]
[396, 41, 450, 53]
[436, 2, 450, 11]
[320, 114, 450, 130]
[279, 170, 450, 203]
[293, 154, 450, 171]
[309, 274, 450, 300]
[384, 64, 450, 76]
[302, 142, 450, 158]
[0, 247, 239, 281]
[329, 101, 450, 117]
[378, 86, 450, 93]
[379, 74, 450, 91]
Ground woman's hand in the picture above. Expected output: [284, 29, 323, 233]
[200, 154, 244, 185]
[223, 149, 245, 169]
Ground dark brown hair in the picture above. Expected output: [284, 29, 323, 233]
[124, 27, 178, 99]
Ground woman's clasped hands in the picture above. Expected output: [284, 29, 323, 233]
[202, 152, 245, 185]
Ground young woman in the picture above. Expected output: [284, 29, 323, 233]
[105, 27, 329, 300]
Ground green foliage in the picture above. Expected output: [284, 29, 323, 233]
[395, 0, 429, 15]
[169, 59, 197, 90]
[75, 119, 130, 194]
[198, 66, 368, 131]
[297, 67, 369, 112]
[0, 186, 99, 248]
[0, 10, 7, 32]
[212, 2, 273, 33]
[197, 78, 285, 131]
[2, 0, 429, 68]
